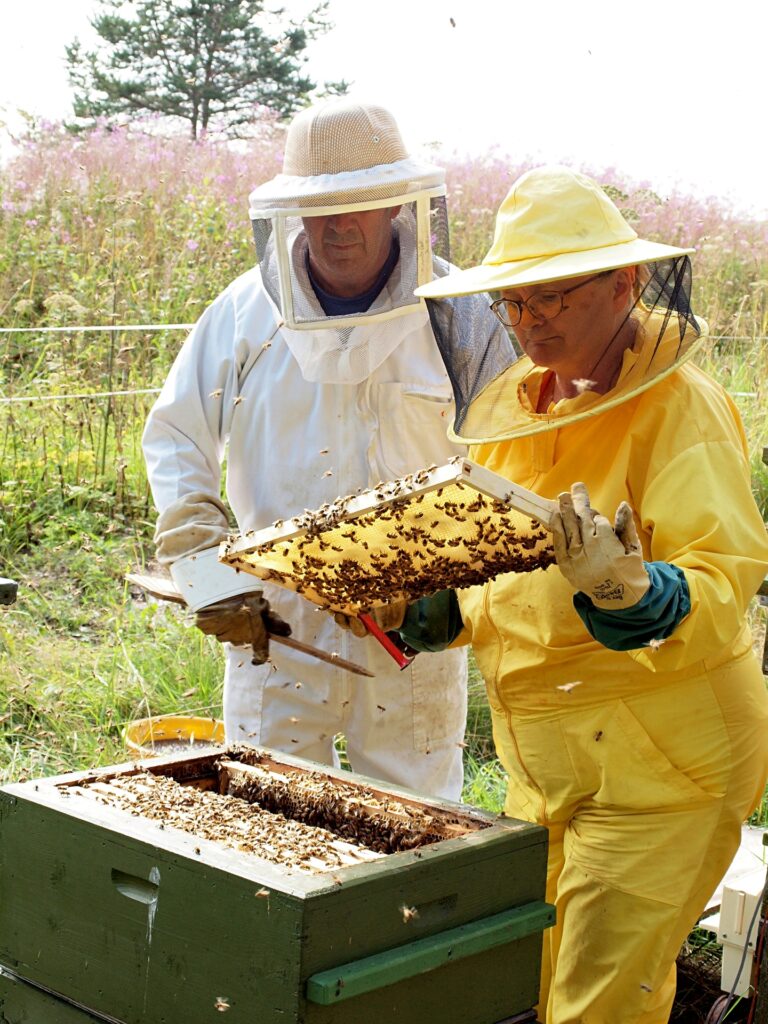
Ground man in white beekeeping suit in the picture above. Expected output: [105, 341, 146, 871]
[142, 99, 515, 800]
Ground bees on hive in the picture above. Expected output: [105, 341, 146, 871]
[83, 754, 478, 871]
[233, 466, 555, 615]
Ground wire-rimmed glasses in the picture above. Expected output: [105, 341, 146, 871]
[490, 272, 611, 327]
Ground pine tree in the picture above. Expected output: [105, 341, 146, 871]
[66, 0, 346, 138]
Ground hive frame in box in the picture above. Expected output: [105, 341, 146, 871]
[220, 457, 557, 615]
[0, 748, 553, 1024]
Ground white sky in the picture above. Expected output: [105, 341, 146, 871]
[1, 0, 766, 215]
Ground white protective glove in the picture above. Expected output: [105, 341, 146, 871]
[550, 482, 650, 609]
[334, 601, 408, 639]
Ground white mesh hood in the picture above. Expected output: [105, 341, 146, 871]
[252, 196, 449, 334]
[247, 99, 449, 344]
[259, 207, 432, 385]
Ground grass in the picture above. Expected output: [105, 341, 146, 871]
[0, 525, 224, 782]
[1, 121, 767, 821]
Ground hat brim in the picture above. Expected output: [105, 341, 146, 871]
[415, 239, 694, 298]
[249, 156, 444, 213]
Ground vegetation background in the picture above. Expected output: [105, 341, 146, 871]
[0, 121, 766, 821]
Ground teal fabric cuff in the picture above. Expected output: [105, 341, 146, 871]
[573, 562, 691, 652]
[397, 589, 464, 653]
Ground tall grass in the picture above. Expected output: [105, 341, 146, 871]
[1, 122, 766, 803]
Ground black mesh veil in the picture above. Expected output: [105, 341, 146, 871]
[446, 255, 705, 445]
[639, 256, 698, 349]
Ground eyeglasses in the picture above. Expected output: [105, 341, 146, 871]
[489, 272, 611, 327]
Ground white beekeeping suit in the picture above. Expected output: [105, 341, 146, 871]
[143, 99, 514, 800]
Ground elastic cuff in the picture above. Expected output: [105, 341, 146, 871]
[573, 561, 690, 651]
[169, 547, 259, 611]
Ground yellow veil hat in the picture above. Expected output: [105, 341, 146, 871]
[417, 166, 692, 298]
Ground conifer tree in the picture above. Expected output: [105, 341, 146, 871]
[66, 0, 345, 137]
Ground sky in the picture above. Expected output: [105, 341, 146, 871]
[0, 0, 766, 216]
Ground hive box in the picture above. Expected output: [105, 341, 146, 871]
[0, 748, 552, 1024]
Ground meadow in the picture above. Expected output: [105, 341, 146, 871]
[0, 120, 766, 818]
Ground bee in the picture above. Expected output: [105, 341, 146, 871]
[593, 731, 603, 742]
[214, 996, 231, 1012]
[646, 637, 666, 651]
[255, 887, 270, 899]
[233, 395, 245, 406]
[400, 905, 420, 923]
[556, 681, 583, 693]
[208, 388, 223, 399]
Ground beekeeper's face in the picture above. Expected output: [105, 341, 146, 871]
[502, 268, 636, 380]
[302, 206, 400, 299]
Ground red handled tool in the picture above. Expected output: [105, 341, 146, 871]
[358, 612, 415, 670]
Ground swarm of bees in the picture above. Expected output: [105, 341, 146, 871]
[223, 760, 458, 855]
[68, 747, 486, 871]
[222, 459, 555, 615]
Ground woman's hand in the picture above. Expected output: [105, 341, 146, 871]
[551, 482, 650, 609]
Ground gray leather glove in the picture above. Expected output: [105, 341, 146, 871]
[334, 601, 408, 638]
[195, 592, 291, 665]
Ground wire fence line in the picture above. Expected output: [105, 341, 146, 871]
[0, 385, 760, 406]
[0, 387, 162, 405]
[0, 323, 764, 404]
[0, 324, 195, 334]
[0, 323, 767, 341]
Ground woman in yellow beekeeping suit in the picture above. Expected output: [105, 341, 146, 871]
[412, 166, 768, 1024]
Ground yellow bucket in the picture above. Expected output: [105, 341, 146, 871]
[123, 714, 225, 757]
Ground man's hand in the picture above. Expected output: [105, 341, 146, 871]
[550, 482, 650, 609]
[334, 600, 408, 638]
[195, 592, 291, 665]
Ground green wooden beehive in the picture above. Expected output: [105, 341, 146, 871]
[0, 747, 552, 1024]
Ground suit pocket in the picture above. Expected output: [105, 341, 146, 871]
[370, 383, 463, 480]
[592, 696, 721, 810]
